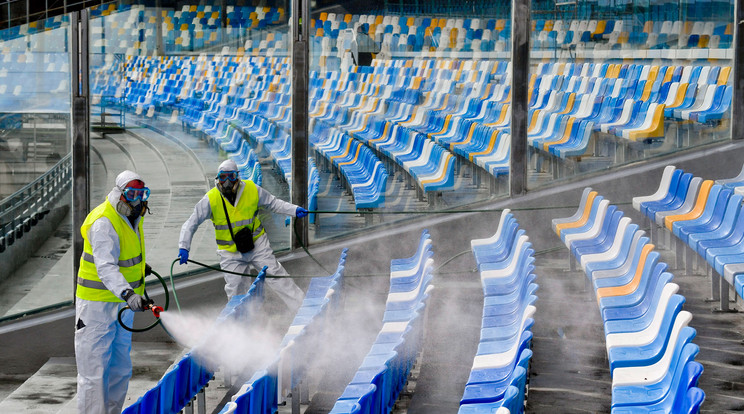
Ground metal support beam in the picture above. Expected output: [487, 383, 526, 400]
[155, 0, 163, 56]
[71, 10, 90, 302]
[510, 0, 530, 196]
[291, 0, 309, 249]
[221, 0, 227, 28]
[197, 388, 207, 414]
[291, 384, 301, 413]
[732, 0, 744, 140]
[719, 277, 730, 312]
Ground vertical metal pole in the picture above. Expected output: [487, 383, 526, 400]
[732, 0, 744, 140]
[510, 0, 530, 196]
[291, 383, 301, 413]
[155, 0, 164, 56]
[197, 388, 207, 414]
[81, 9, 89, 99]
[71, 10, 90, 302]
[221, 0, 227, 28]
[291, 0, 309, 249]
[719, 276, 730, 311]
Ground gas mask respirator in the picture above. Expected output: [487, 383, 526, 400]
[216, 170, 240, 201]
[117, 185, 151, 220]
[217, 179, 239, 197]
[117, 198, 148, 220]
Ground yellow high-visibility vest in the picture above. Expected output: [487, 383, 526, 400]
[207, 180, 264, 252]
[77, 200, 146, 302]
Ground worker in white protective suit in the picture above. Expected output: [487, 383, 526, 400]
[177, 159, 307, 308]
[75, 170, 153, 414]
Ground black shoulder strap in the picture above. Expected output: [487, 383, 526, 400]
[220, 194, 260, 242]
[220, 195, 237, 242]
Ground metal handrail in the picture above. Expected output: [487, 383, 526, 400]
[0, 153, 72, 251]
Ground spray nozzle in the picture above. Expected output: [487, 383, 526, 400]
[149, 304, 164, 318]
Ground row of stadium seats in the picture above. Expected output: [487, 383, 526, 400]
[307, 59, 512, 195]
[109, 55, 481, 205]
[122, 268, 268, 414]
[374, 0, 730, 22]
[526, 61, 730, 176]
[633, 166, 744, 308]
[0, 0, 734, 58]
[308, 58, 730, 185]
[218, 251, 347, 413]
[0, 51, 69, 113]
[0, 4, 285, 55]
[98, 54, 733, 209]
[123, 232, 444, 414]
[308, 18, 733, 69]
[459, 210, 536, 413]
[310, 16, 731, 41]
[553, 188, 705, 412]
[311, 122, 388, 208]
[135, 55, 321, 216]
[330, 231, 434, 413]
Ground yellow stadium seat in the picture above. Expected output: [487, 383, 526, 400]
[718, 66, 731, 85]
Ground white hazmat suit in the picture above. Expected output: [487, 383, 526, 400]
[75, 170, 144, 414]
[179, 161, 304, 308]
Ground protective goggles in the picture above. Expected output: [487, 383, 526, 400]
[122, 186, 150, 202]
[217, 171, 239, 182]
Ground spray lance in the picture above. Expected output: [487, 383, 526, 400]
[118, 265, 171, 333]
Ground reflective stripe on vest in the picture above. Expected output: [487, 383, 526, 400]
[76, 200, 146, 302]
[81, 251, 143, 268]
[207, 180, 265, 253]
[76, 276, 143, 290]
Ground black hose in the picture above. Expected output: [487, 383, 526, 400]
[117, 269, 171, 333]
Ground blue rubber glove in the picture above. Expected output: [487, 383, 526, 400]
[296, 207, 309, 218]
[178, 248, 189, 265]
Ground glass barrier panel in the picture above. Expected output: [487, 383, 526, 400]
[307, 0, 513, 244]
[0, 12, 72, 319]
[89, 1, 294, 280]
[0, 0, 736, 320]
[526, 0, 734, 189]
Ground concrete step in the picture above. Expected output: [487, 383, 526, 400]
[0, 341, 195, 414]
[0, 356, 77, 413]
